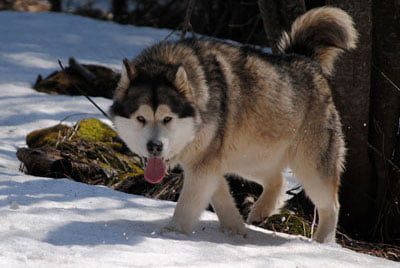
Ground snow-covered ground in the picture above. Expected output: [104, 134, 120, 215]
[0, 11, 397, 267]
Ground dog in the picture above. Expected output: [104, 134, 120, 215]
[109, 7, 358, 243]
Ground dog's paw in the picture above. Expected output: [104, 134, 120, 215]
[160, 221, 182, 234]
[158, 226, 188, 239]
[220, 221, 247, 237]
[218, 213, 247, 237]
[247, 205, 272, 225]
[159, 225, 178, 234]
[159, 220, 192, 236]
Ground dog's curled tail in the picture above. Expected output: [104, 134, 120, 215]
[278, 7, 358, 76]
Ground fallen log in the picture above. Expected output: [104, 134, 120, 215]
[16, 147, 69, 178]
[34, 57, 120, 98]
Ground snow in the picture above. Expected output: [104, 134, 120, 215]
[1, 169, 396, 268]
[0, 11, 397, 267]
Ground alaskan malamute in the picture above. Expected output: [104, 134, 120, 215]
[110, 7, 358, 243]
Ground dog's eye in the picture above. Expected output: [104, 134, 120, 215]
[163, 116, 173, 124]
[136, 116, 146, 124]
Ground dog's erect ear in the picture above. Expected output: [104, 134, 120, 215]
[173, 66, 192, 99]
[114, 59, 136, 100]
[122, 58, 136, 81]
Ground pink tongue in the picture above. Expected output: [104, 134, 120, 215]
[144, 158, 166, 184]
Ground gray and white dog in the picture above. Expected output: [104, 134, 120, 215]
[110, 7, 358, 243]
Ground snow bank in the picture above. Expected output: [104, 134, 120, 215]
[0, 168, 395, 267]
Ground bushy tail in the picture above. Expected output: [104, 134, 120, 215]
[278, 7, 358, 76]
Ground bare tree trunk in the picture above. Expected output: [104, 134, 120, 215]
[113, 0, 128, 23]
[257, 0, 305, 53]
[369, 0, 400, 242]
[49, 0, 61, 11]
[324, 0, 373, 239]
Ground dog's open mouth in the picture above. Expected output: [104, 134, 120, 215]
[143, 157, 168, 184]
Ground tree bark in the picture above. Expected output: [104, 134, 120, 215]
[112, 0, 128, 23]
[17, 148, 68, 178]
[17, 147, 106, 181]
[49, 0, 61, 12]
[257, 0, 305, 53]
[325, 0, 374, 239]
[369, 0, 400, 242]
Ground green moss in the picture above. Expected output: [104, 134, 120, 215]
[104, 141, 124, 151]
[120, 171, 144, 180]
[26, 124, 71, 148]
[115, 154, 144, 178]
[264, 209, 312, 238]
[97, 150, 143, 185]
[76, 118, 117, 142]
[23, 117, 145, 190]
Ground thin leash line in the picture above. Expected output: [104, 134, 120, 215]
[57, 59, 111, 120]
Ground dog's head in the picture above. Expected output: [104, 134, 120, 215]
[109, 59, 198, 184]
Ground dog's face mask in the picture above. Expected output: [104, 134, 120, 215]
[110, 60, 197, 184]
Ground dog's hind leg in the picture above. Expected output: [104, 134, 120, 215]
[289, 106, 344, 243]
[290, 138, 342, 243]
[247, 172, 285, 224]
[293, 164, 340, 243]
[166, 169, 219, 234]
[211, 178, 247, 235]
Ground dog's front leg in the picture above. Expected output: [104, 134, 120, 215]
[211, 179, 247, 236]
[166, 169, 219, 234]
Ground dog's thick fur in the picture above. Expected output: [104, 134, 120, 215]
[110, 7, 358, 243]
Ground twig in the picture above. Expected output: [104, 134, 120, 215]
[180, 0, 196, 39]
[365, 140, 400, 173]
[372, 63, 400, 95]
[59, 113, 92, 124]
[245, 16, 261, 44]
[58, 60, 111, 120]
[163, 28, 178, 41]
[310, 207, 317, 238]
[68, 57, 97, 83]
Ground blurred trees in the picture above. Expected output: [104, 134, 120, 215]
[112, 0, 127, 23]
[49, 0, 61, 11]
[0, 0, 50, 11]
[117, 0, 268, 46]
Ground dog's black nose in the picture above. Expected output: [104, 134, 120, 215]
[147, 140, 163, 156]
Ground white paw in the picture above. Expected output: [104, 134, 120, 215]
[220, 221, 247, 237]
[158, 224, 189, 239]
[159, 225, 179, 234]
[247, 205, 272, 224]
[160, 219, 193, 235]
[160, 220, 181, 233]
[313, 229, 336, 244]
[218, 212, 247, 237]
